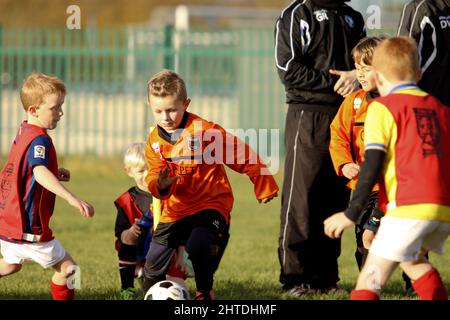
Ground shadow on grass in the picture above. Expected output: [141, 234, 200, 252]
[0, 290, 118, 300]
[212, 279, 450, 300]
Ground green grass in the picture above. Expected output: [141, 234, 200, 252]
[0, 157, 449, 300]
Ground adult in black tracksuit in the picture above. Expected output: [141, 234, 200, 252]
[275, 0, 365, 294]
[397, 0, 450, 107]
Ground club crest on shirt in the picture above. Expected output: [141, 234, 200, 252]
[413, 108, 441, 157]
[34, 145, 46, 159]
[187, 136, 201, 151]
[344, 15, 355, 28]
[353, 98, 362, 110]
[151, 142, 161, 153]
[314, 9, 328, 22]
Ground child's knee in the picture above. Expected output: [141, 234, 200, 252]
[0, 260, 22, 276]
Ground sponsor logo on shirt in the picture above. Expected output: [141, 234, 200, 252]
[34, 145, 46, 159]
[314, 10, 328, 22]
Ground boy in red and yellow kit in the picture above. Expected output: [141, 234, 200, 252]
[330, 37, 383, 270]
[0, 73, 94, 300]
[142, 70, 279, 299]
[324, 37, 450, 300]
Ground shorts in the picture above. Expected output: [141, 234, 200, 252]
[369, 216, 450, 262]
[0, 239, 67, 269]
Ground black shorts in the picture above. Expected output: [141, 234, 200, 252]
[152, 209, 229, 249]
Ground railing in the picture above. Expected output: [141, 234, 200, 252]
[0, 25, 286, 156]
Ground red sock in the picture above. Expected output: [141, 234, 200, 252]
[50, 281, 75, 300]
[350, 289, 380, 300]
[412, 268, 448, 300]
[166, 255, 187, 280]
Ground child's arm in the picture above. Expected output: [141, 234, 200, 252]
[144, 139, 178, 199]
[219, 126, 279, 203]
[33, 165, 94, 217]
[329, 96, 355, 173]
[329, 95, 357, 177]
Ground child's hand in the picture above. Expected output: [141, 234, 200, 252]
[67, 196, 95, 217]
[329, 69, 358, 97]
[258, 193, 278, 204]
[157, 167, 179, 191]
[121, 219, 141, 245]
[57, 168, 71, 181]
[342, 163, 360, 180]
[324, 211, 354, 238]
[362, 229, 376, 249]
[129, 218, 142, 238]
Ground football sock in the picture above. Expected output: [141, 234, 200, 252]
[412, 268, 448, 300]
[350, 289, 380, 300]
[167, 255, 187, 280]
[119, 263, 136, 290]
[50, 281, 75, 300]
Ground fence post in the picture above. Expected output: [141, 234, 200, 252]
[163, 24, 174, 70]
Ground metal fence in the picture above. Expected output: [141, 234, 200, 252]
[0, 25, 286, 156]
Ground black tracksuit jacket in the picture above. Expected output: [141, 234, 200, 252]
[275, 0, 365, 113]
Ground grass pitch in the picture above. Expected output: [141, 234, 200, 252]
[0, 157, 449, 300]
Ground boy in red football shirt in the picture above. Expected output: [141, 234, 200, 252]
[0, 73, 94, 300]
[324, 37, 450, 300]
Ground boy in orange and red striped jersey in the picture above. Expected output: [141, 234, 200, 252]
[141, 70, 279, 300]
[329, 37, 383, 271]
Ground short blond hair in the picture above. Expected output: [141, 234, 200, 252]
[352, 37, 383, 65]
[147, 70, 187, 102]
[20, 73, 66, 111]
[372, 37, 420, 82]
[123, 142, 146, 171]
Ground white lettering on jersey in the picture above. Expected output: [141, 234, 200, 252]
[439, 16, 450, 29]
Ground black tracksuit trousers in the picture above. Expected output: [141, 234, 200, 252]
[278, 107, 350, 290]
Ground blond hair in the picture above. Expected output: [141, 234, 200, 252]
[372, 37, 420, 82]
[20, 73, 66, 111]
[352, 37, 383, 65]
[147, 70, 187, 102]
[123, 142, 147, 171]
